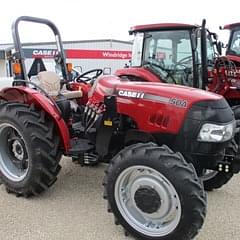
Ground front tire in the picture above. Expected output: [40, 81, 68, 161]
[0, 102, 62, 197]
[202, 105, 240, 191]
[201, 170, 233, 191]
[103, 143, 206, 240]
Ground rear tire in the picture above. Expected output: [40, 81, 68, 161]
[103, 143, 206, 240]
[0, 102, 62, 197]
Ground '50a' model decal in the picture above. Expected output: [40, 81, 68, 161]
[169, 98, 187, 108]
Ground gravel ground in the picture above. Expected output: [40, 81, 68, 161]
[0, 157, 239, 240]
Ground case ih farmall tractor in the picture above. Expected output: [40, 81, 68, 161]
[0, 16, 236, 240]
[116, 20, 240, 191]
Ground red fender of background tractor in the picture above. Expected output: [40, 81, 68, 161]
[115, 68, 161, 82]
[0, 86, 71, 152]
[226, 55, 240, 63]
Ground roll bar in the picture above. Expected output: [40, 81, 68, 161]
[11, 16, 69, 82]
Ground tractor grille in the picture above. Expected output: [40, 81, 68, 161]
[149, 112, 169, 128]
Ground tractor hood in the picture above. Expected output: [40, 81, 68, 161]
[93, 75, 222, 105]
[90, 76, 233, 134]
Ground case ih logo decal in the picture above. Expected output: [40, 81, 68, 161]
[118, 90, 145, 98]
[32, 49, 58, 58]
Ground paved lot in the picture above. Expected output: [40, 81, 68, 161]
[0, 157, 239, 240]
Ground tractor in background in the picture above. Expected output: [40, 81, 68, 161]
[0, 16, 237, 240]
[115, 19, 240, 191]
[223, 22, 240, 66]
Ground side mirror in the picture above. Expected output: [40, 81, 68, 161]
[216, 41, 222, 55]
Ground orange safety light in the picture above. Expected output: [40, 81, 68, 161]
[66, 63, 73, 73]
[13, 63, 22, 75]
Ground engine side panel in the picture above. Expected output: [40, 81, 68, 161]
[90, 76, 223, 134]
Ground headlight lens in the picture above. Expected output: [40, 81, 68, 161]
[198, 122, 235, 142]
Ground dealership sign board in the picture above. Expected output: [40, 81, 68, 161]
[23, 48, 132, 60]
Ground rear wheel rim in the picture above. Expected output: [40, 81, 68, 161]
[0, 123, 29, 182]
[114, 165, 181, 237]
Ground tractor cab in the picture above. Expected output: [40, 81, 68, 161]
[116, 20, 240, 104]
[116, 20, 219, 90]
[224, 22, 240, 65]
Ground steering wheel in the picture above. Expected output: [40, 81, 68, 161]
[146, 59, 177, 84]
[175, 56, 193, 69]
[75, 69, 103, 84]
[166, 56, 192, 85]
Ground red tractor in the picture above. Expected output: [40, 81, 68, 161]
[224, 22, 240, 66]
[116, 19, 240, 191]
[221, 22, 240, 88]
[0, 16, 237, 240]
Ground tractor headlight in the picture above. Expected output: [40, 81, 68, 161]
[197, 121, 235, 142]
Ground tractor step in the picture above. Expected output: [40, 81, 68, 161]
[69, 138, 94, 155]
[72, 121, 85, 132]
[72, 121, 96, 135]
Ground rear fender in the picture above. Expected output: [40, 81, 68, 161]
[0, 86, 70, 152]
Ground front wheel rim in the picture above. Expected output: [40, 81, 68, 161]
[0, 123, 29, 182]
[114, 165, 181, 237]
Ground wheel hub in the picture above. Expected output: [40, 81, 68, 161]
[0, 123, 29, 182]
[134, 186, 161, 214]
[12, 140, 24, 161]
[115, 166, 182, 237]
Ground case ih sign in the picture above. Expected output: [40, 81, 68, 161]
[23, 48, 132, 60]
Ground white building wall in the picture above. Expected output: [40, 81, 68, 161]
[0, 40, 132, 77]
[0, 60, 7, 77]
[23, 40, 132, 74]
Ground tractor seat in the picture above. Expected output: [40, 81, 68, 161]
[37, 71, 83, 99]
[37, 71, 83, 122]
